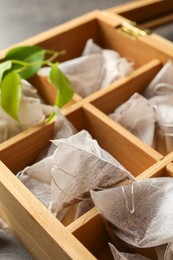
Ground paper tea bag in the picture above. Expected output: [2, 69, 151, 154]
[17, 161, 52, 209]
[50, 130, 135, 217]
[0, 80, 53, 143]
[149, 95, 173, 153]
[109, 93, 156, 147]
[35, 109, 77, 160]
[144, 60, 173, 98]
[38, 39, 134, 97]
[109, 243, 151, 260]
[17, 112, 77, 210]
[91, 178, 173, 248]
[0, 220, 32, 259]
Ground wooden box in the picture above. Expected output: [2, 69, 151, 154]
[1, 1, 173, 259]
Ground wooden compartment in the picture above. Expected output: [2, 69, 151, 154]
[1, 3, 173, 259]
[0, 101, 163, 258]
[66, 154, 173, 260]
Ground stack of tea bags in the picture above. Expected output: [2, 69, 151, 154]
[0, 80, 53, 144]
[109, 60, 173, 154]
[0, 219, 32, 259]
[91, 178, 173, 259]
[38, 39, 134, 97]
[17, 111, 135, 221]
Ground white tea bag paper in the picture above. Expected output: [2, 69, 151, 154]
[0, 80, 53, 143]
[144, 61, 173, 98]
[109, 93, 155, 147]
[17, 112, 77, 210]
[38, 39, 134, 97]
[149, 95, 173, 153]
[109, 243, 151, 260]
[17, 157, 52, 209]
[91, 178, 173, 248]
[50, 130, 135, 217]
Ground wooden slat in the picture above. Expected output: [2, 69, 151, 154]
[108, 0, 173, 24]
[141, 13, 173, 29]
[137, 151, 173, 179]
[88, 59, 161, 114]
[0, 122, 54, 174]
[166, 162, 173, 177]
[0, 162, 96, 260]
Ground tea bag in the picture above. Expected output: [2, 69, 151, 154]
[91, 178, 173, 248]
[50, 130, 135, 218]
[17, 163, 51, 209]
[17, 112, 77, 210]
[38, 39, 134, 97]
[18, 156, 52, 184]
[0, 219, 32, 259]
[0, 80, 53, 143]
[109, 93, 156, 147]
[149, 95, 173, 153]
[144, 60, 173, 98]
[109, 243, 151, 260]
[36, 109, 77, 160]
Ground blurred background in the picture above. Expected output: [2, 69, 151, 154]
[0, 0, 131, 49]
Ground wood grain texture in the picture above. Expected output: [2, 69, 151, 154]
[108, 0, 173, 24]
[141, 13, 173, 29]
[0, 161, 96, 260]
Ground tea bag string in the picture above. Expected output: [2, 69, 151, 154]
[155, 83, 173, 95]
[51, 162, 129, 193]
[121, 182, 135, 214]
[51, 165, 92, 201]
[151, 104, 173, 136]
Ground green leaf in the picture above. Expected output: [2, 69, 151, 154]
[46, 110, 56, 123]
[0, 60, 12, 85]
[4, 45, 45, 79]
[49, 64, 74, 108]
[1, 71, 22, 121]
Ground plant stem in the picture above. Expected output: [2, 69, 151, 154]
[11, 50, 63, 69]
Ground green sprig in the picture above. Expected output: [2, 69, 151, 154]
[0, 45, 74, 121]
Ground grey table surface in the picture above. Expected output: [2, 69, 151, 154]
[0, 0, 131, 50]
